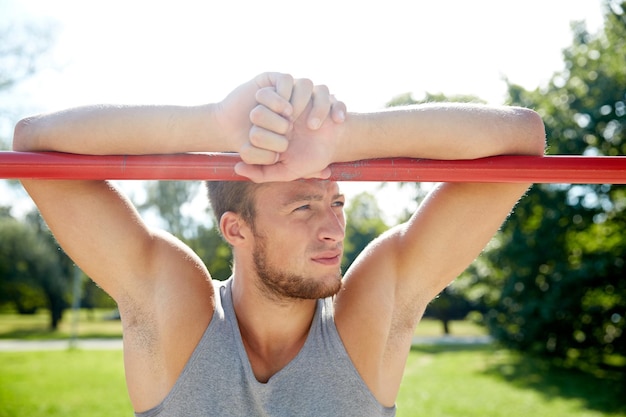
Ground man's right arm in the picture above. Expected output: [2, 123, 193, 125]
[12, 106, 221, 304]
[12, 72, 340, 300]
[12, 72, 345, 411]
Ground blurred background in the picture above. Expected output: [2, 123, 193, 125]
[0, 1, 624, 416]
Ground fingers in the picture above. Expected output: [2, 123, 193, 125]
[330, 98, 347, 124]
[249, 103, 291, 141]
[233, 162, 270, 183]
[254, 72, 294, 99]
[238, 142, 280, 167]
[271, 73, 295, 102]
[253, 73, 347, 130]
[254, 72, 294, 118]
[306, 85, 347, 130]
[248, 124, 288, 154]
[244, 72, 346, 175]
[255, 86, 293, 119]
[247, 98, 291, 161]
[304, 84, 329, 130]
[289, 78, 314, 121]
[253, 77, 316, 121]
[234, 161, 332, 183]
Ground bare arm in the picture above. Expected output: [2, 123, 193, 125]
[12, 72, 345, 411]
[330, 103, 546, 296]
[12, 72, 343, 297]
[13, 73, 343, 160]
[245, 102, 545, 406]
[237, 102, 544, 181]
[344, 104, 544, 406]
[334, 103, 546, 161]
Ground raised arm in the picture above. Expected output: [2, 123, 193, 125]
[236, 102, 544, 181]
[353, 104, 544, 406]
[333, 104, 546, 293]
[11, 72, 345, 411]
[13, 73, 342, 162]
[244, 102, 545, 407]
[14, 73, 294, 295]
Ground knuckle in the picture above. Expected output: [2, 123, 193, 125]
[248, 126, 265, 147]
[280, 73, 294, 85]
[255, 87, 271, 102]
[299, 77, 314, 87]
[240, 144, 274, 166]
[239, 146, 254, 164]
[314, 84, 330, 95]
[249, 105, 265, 125]
[275, 138, 288, 153]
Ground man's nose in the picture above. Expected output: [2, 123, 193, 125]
[318, 209, 345, 242]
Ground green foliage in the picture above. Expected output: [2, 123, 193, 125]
[342, 192, 389, 271]
[424, 287, 475, 334]
[139, 181, 202, 238]
[186, 224, 233, 281]
[80, 278, 117, 310]
[386, 91, 486, 107]
[135, 180, 234, 280]
[0, 209, 71, 328]
[483, 1, 626, 374]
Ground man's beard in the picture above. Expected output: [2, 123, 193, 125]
[252, 234, 343, 301]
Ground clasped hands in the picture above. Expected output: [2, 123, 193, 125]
[217, 72, 346, 183]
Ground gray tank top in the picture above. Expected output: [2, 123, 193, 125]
[135, 278, 396, 417]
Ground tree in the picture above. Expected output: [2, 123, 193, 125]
[424, 287, 475, 335]
[0, 208, 70, 329]
[187, 224, 233, 281]
[0, 209, 45, 313]
[138, 181, 202, 239]
[342, 192, 388, 271]
[135, 180, 235, 280]
[483, 1, 626, 375]
[0, 21, 62, 326]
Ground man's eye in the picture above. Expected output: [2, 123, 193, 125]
[294, 204, 311, 212]
[332, 201, 345, 208]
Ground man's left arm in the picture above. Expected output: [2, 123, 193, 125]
[336, 103, 546, 290]
[320, 103, 544, 406]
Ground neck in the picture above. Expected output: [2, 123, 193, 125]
[231, 271, 317, 382]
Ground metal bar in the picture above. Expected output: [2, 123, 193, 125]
[1, 151, 625, 184]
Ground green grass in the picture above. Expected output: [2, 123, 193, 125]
[0, 350, 132, 417]
[0, 309, 122, 340]
[1, 345, 624, 417]
[413, 317, 488, 337]
[0, 309, 480, 340]
[398, 345, 626, 417]
[1, 312, 623, 416]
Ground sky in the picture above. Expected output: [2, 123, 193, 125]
[0, 0, 607, 224]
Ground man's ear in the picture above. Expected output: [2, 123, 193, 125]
[220, 212, 251, 247]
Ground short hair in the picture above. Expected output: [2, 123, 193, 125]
[205, 181, 263, 230]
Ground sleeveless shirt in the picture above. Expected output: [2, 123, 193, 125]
[134, 278, 397, 417]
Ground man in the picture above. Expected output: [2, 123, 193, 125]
[13, 72, 545, 416]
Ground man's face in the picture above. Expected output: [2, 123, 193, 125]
[249, 180, 346, 301]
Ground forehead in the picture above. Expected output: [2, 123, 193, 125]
[256, 180, 342, 204]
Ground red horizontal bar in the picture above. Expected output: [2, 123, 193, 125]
[0, 151, 625, 184]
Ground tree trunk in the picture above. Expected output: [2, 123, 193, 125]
[442, 319, 450, 335]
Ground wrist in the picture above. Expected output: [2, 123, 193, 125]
[330, 113, 372, 163]
[208, 102, 245, 153]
